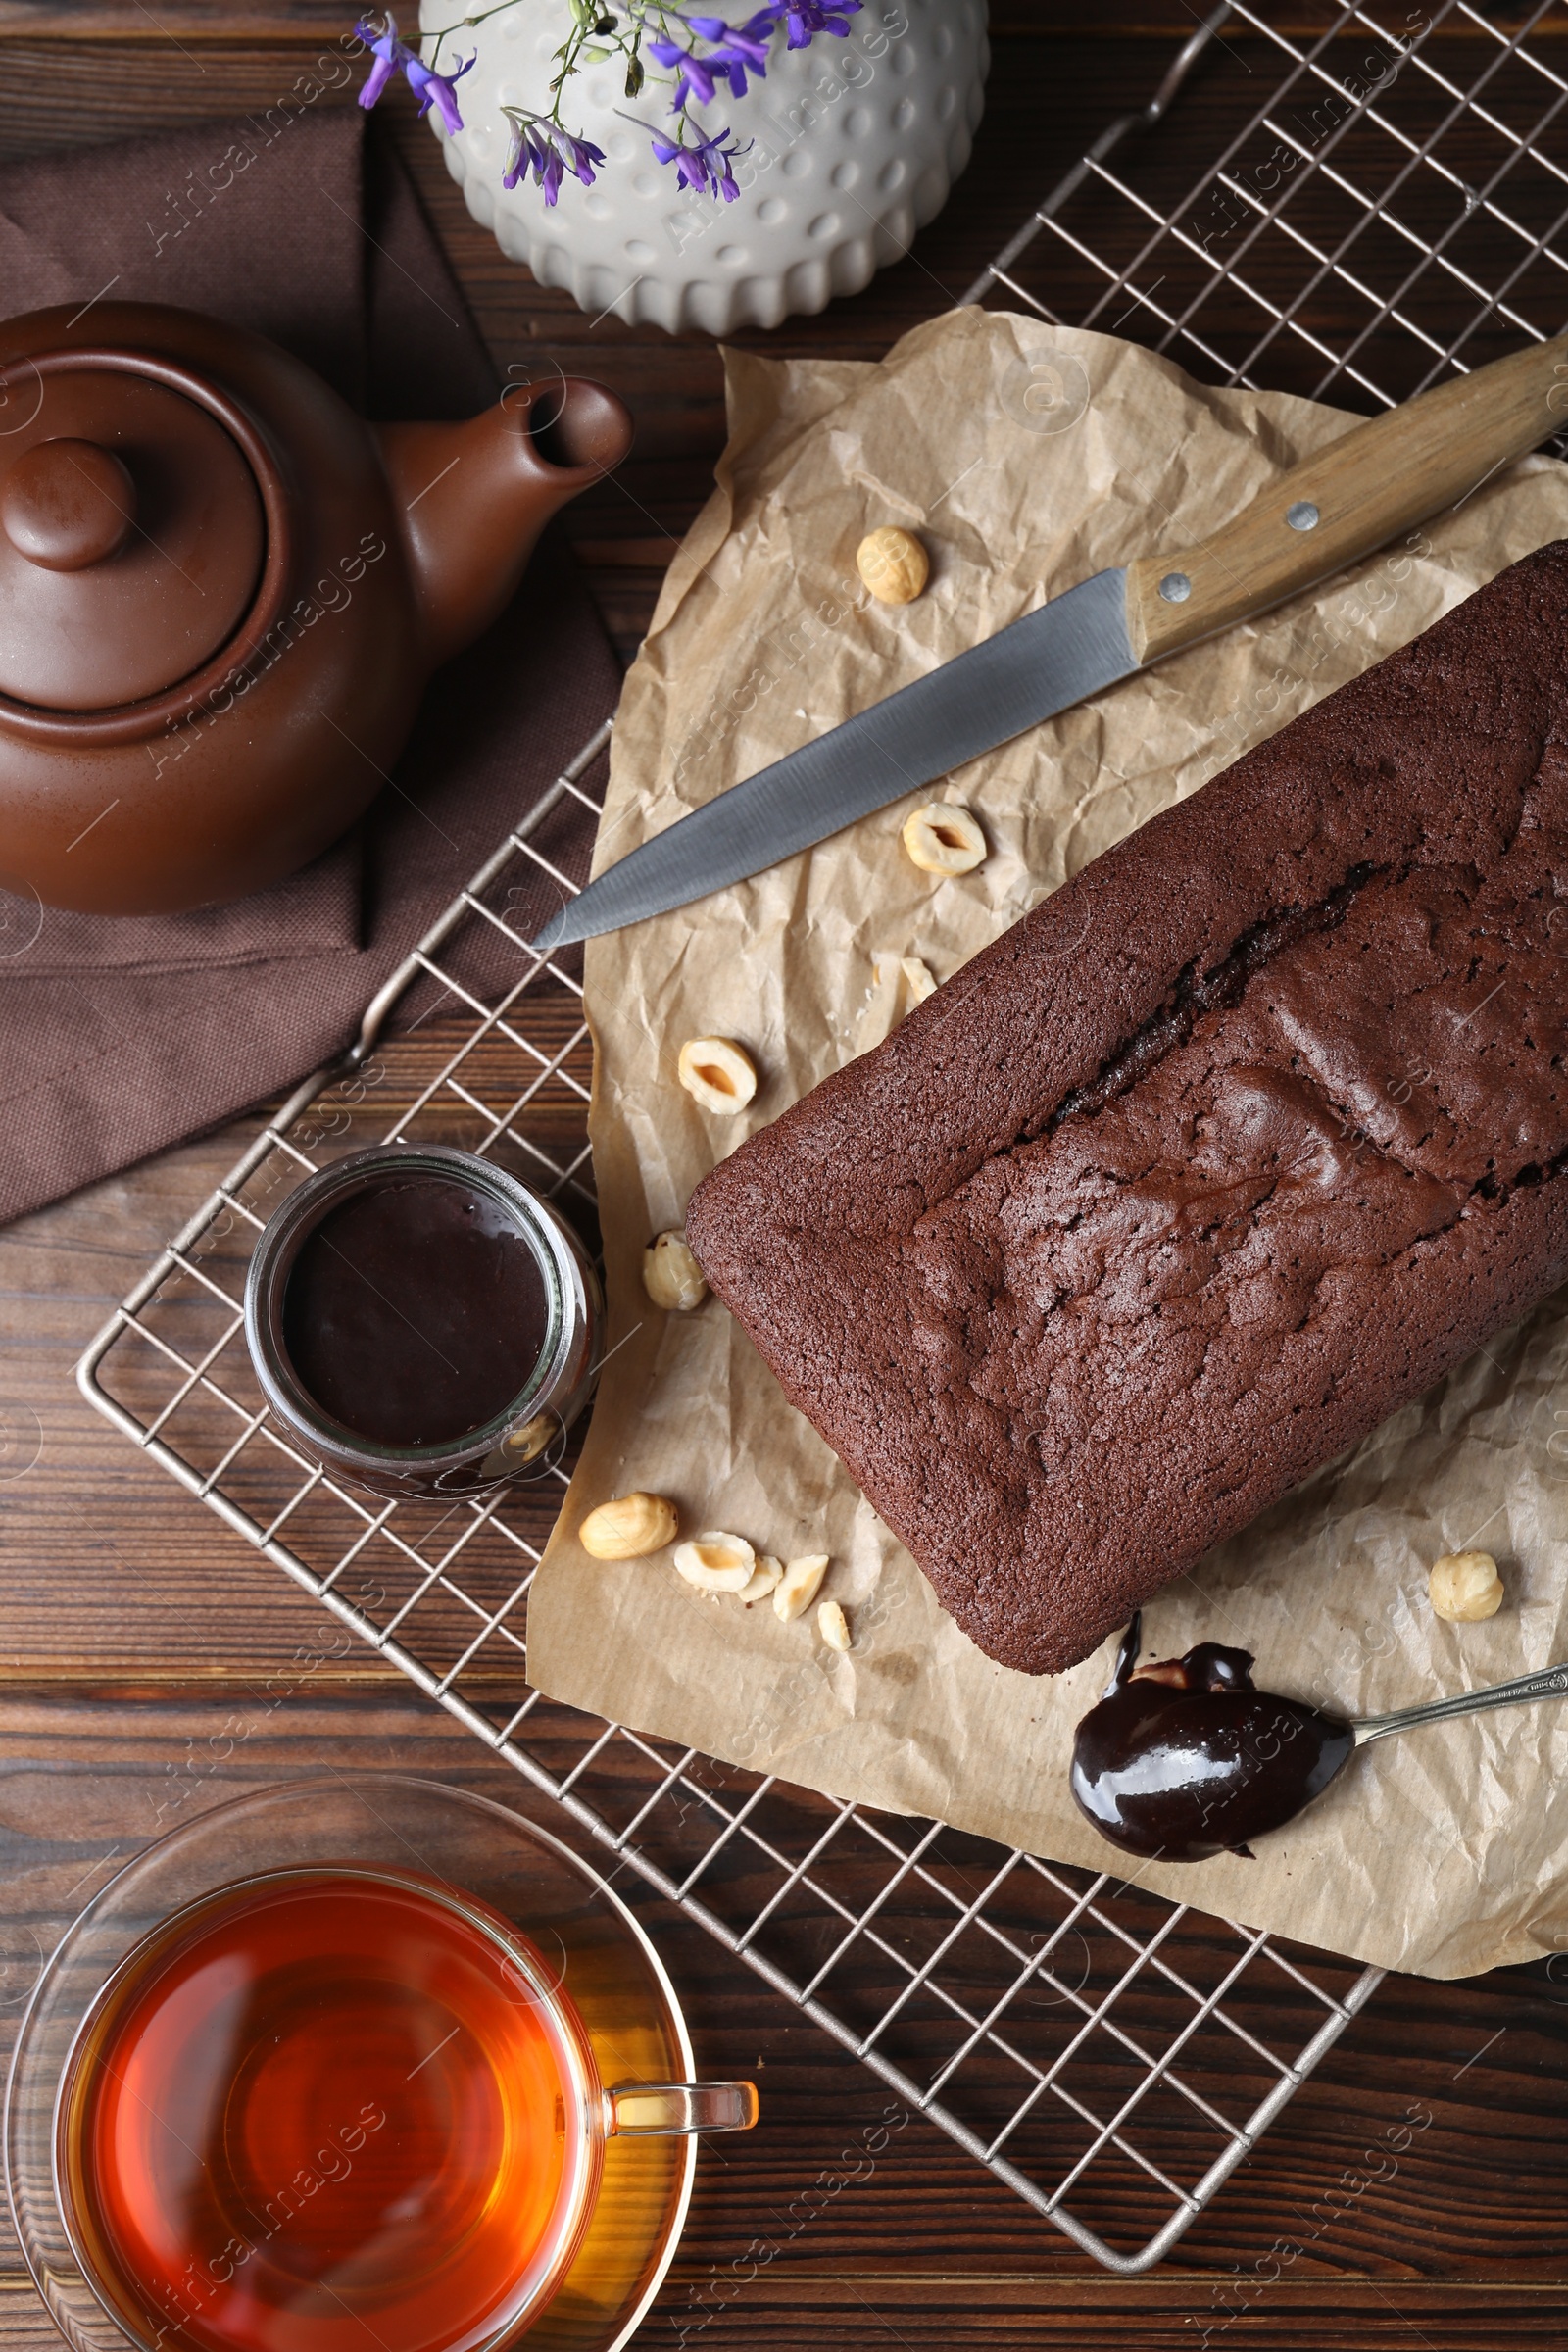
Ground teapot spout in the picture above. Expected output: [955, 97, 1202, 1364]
[373, 380, 632, 670]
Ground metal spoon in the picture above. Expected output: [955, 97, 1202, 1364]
[1351, 1659, 1568, 1745]
[1071, 1625, 1568, 1863]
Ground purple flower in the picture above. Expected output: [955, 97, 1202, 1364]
[502, 110, 608, 206]
[645, 32, 724, 109]
[354, 13, 474, 133]
[649, 10, 781, 106]
[355, 14, 404, 107]
[651, 124, 745, 201]
[692, 8, 775, 99]
[769, 0, 859, 46]
[404, 49, 476, 133]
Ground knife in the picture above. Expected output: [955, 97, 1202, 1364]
[533, 332, 1568, 956]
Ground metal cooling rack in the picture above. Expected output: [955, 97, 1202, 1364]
[75, 0, 1568, 2275]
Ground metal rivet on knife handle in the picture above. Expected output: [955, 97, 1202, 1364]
[1123, 327, 1568, 668]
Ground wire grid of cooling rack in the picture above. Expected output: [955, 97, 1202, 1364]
[74, 0, 1568, 2275]
[965, 0, 1568, 416]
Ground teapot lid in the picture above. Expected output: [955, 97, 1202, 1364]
[0, 352, 267, 712]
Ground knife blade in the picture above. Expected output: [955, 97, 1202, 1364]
[534, 568, 1134, 955]
[533, 329, 1568, 956]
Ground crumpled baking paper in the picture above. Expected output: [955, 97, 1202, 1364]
[527, 305, 1568, 1982]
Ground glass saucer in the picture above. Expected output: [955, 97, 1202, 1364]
[6, 1777, 695, 2352]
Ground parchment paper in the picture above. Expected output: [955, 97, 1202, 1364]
[528, 307, 1568, 1982]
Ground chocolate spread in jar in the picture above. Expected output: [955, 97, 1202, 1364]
[1070, 1614, 1353, 1861]
[282, 1176, 551, 1449]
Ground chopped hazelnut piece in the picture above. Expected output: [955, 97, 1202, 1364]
[737, 1555, 784, 1605]
[773, 1553, 830, 1622]
[900, 956, 938, 1006]
[677, 1036, 758, 1115]
[673, 1531, 757, 1592]
[817, 1599, 852, 1651]
[902, 804, 986, 877]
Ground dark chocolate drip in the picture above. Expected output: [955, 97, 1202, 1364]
[1070, 1619, 1353, 1862]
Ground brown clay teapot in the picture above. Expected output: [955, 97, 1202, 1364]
[0, 301, 632, 915]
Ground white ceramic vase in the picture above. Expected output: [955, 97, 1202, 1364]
[419, 0, 989, 333]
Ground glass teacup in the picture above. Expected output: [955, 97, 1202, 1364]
[8, 1779, 756, 2352]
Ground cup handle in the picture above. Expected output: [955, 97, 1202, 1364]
[606, 2081, 760, 2136]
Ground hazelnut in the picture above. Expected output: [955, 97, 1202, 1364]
[677, 1036, 758, 1115]
[817, 1599, 852, 1651]
[579, 1492, 678, 1559]
[900, 956, 937, 1007]
[737, 1555, 784, 1605]
[857, 525, 930, 605]
[902, 804, 987, 877]
[773, 1553, 829, 1623]
[643, 1229, 708, 1312]
[1429, 1549, 1504, 1622]
[673, 1531, 757, 1592]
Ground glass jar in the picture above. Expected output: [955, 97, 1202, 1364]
[243, 1144, 602, 1500]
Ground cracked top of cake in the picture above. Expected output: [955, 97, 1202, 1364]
[686, 543, 1568, 1675]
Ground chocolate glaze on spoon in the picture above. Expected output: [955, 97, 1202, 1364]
[1070, 1614, 1353, 1861]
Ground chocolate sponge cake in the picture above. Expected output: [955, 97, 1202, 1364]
[685, 543, 1568, 1675]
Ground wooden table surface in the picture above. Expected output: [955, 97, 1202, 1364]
[4, 5, 1568, 2348]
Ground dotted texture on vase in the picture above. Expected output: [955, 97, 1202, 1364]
[422, 0, 989, 332]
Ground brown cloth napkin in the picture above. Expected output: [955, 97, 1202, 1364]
[0, 106, 621, 1226]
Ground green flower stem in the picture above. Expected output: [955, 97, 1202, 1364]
[426, 0, 522, 68]
[424, 0, 723, 141]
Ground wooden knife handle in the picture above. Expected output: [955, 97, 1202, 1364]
[1125, 333, 1568, 665]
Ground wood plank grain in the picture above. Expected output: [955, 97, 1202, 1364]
[0, 17, 1550, 657]
[0, 999, 603, 1678]
[0, 14, 1214, 1674]
[0, 2272, 1563, 2352]
[0, 1690, 1563, 2352]
[0, 4, 1559, 37]
[3, 18, 1568, 2347]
